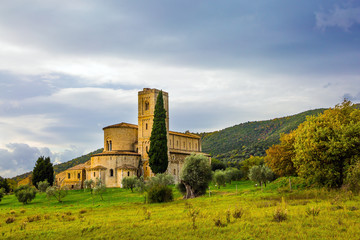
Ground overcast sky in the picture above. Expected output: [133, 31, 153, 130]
[1, 0, 359, 178]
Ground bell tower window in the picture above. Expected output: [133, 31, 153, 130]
[145, 101, 149, 111]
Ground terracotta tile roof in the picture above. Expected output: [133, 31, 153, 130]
[90, 165, 107, 170]
[116, 164, 137, 170]
[169, 131, 201, 139]
[92, 151, 141, 157]
[103, 122, 138, 130]
[67, 160, 91, 171]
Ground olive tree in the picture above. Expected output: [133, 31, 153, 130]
[14, 185, 36, 204]
[178, 154, 212, 199]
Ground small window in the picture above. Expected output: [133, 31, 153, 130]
[77, 173, 80, 179]
[145, 101, 149, 110]
[71, 185, 74, 189]
[127, 171, 130, 177]
[145, 123, 148, 130]
[146, 146, 148, 152]
[110, 169, 114, 177]
[173, 169, 176, 175]
[94, 172, 96, 177]
[109, 141, 112, 151]
[68, 173, 70, 179]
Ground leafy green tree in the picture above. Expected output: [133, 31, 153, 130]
[146, 173, 174, 189]
[37, 180, 50, 193]
[0, 177, 10, 193]
[84, 179, 95, 194]
[178, 154, 212, 199]
[265, 131, 297, 177]
[240, 156, 264, 178]
[292, 100, 360, 188]
[148, 90, 168, 174]
[211, 158, 226, 171]
[224, 167, 243, 183]
[94, 178, 106, 200]
[46, 186, 68, 202]
[32, 156, 54, 187]
[213, 171, 226, 189]
[122, 176, 138, 192]
[248, 165, 274, 187]
[14, 185, 36, 204]
[0, 188, 4, 202]
[345, 160, 360, 193]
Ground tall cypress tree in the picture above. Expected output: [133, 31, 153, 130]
[148, 90, 168, 174]
[32, 156, 54, 187]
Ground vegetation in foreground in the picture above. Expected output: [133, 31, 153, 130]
[0, 181, 359, 240]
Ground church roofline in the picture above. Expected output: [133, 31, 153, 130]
[169, 131, 201, 139]
[103, 122, 138, 130]
[92, 150, 141, 157]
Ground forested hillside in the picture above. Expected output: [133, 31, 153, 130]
[12, 148, 103, 182]
[201, 109, 325, 162]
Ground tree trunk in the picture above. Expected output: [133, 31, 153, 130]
[182, 181, 195, 199]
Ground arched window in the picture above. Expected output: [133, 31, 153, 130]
[145, 123, 148, 130]
[109, 141, 112, 151]
[145, 101, 149, 110]
[93, 172, 96, 177]
[127, 171, 130, 176]
[77, 173, 80, 179]
[110, 169, 114, 177]
[146, 146, 148, 152]
[68, 173, 70, 179]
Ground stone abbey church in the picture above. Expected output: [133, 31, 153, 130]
[56, 88, 210, 189]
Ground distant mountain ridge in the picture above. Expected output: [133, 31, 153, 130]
[12, 148, 103, 182]
[201, 103, 360, 162]
[200, 108, 325, 162]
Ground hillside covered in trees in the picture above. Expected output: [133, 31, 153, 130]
[12, 148, 103, 182]
[200, 109, 326, 162]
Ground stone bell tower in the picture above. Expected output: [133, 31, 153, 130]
[138, 88, 169, 177]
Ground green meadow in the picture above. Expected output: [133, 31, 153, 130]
[1, 181, 360, 240]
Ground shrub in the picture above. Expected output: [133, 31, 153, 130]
[37, 180, 50, 193]
[344, 161, 360, 193]
[233, 207, 244, 219]
[122, 176, 138, 192]
[213, 215, 227, 227]
[213, 171, 226, 189]
[147, 173, 174, 189]
[135, 176, 146, 193]
[0, 188, 4, 202]
[93, 178, 106, 200]
[147, 184, 173, 203]
[273, 198, 288, 222]
[6, 217, 15, 224]
[305, 207, 320, 217]
[46, 186, 68, 202]
[84, 179, 95, 193]
[14, 185, 36, 205]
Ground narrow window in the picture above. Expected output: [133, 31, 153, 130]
[68, 173, 70, 179]
[109, 141, 112, 151]
[77, 173, 80, 179]
[127, 171, 130, 177]
[145, 101, 149, 110]
[146, 146, 148, 152]
[110, 169, 114, 177]
[173, 169, 176, 175]
[93, 172, 96, 177]
[145, 123, 148, 130]
[71, 185, 74, 189]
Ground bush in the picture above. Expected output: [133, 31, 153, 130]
[0, 188, 4, 202]
[37, 180, 50, 193]
[224, 168, 243, 183]
[84, 179, 95, 194]
[213, 171, 226, 189]
[94, 178, 106, 200]
[46, 186, 68, 202]
[14, 185, 36, 205]
[345, 161, 360, 193]
[147, 173, 174, 189]
[122, 176, 138, 192]
[147, 185, 173, 203]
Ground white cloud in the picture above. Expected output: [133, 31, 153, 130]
[315, 6, 360, 31]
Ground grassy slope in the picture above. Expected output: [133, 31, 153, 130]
[201, 109, 325, 161]
[1, 182, 359, 239]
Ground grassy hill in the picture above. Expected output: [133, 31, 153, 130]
[12, 148, 103, 182]
[200, 108, 325, 162]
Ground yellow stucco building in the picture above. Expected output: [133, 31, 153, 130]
[56, 88, 209, 189]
